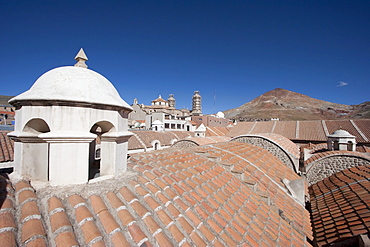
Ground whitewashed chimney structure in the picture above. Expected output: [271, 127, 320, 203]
[8, 49, 133, 185]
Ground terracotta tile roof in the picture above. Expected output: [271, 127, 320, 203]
[205, 127, 229, 136]
[250, 121, 275, 134]
[227, 119, 370, 143]
[273, 121, 297, 139]
[172, 136, 231, 147]
[226, 122, 256, 137]
[297, 121, 327, 141]
[128, 134, 146, 150]
[309, 165, 370, 246]
[352, 119, 370, 141]
[0, 142, 312, 246]
[304, 150, 370, 167]
[131, 130, 192, 148]
[324, 120, 366, 143]
[0, 131, 13, 163]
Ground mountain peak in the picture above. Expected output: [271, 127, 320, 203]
[223, 88, 367, 121]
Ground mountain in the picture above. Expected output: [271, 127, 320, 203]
[0, 95, 13, 106]
[223, 88, 370, 121]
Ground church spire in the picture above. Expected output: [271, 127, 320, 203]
[74, 48, 88, 68]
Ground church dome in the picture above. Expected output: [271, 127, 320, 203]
[328, 129, 354, 138]
[10, 66, 132, 110]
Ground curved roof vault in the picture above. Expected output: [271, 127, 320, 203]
[230, 133, 300, 173]
[305, 151, 370, 185]
[309, 165, 370, 246]
[1, 142, 312, 246]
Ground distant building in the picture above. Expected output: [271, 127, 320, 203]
[129, 92, 204, 131]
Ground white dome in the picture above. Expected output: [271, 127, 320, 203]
[328, 129, 354, 138]
[10, 66, 132, 110]
[216, 111, 225, 118]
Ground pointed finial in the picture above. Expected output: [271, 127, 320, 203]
[74, 48, 88, 68]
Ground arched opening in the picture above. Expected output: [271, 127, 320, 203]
[89, 121, 115, 180]
[333, 141, 339, 150]
[23, 118, 50, 133]
[22, 118, 51, 181]
[347, 141, 353, 151]
[154, 142, 159, 150]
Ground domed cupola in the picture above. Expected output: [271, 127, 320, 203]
[8, 49, 133, 185]
[327, 128, 356, 151]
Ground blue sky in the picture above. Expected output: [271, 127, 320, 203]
[1, 1, 369, 114]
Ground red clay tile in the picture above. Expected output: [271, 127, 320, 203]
[20, 200, 41, 222]
[0, 231, 16, 247]
[75, 206, 93, 224]
[178, 217, 193, 234]
[166, 204, 180, 218]
[220, 232, 237, 246]
[199, 224, 215, 241]
[0, 212, 15, 228]
[111, 231, 131, 247]
[90, 240, 106, 247]
[21, 219, 45, 243]
[80, 220, 102, 244]
[207, 218, 222, 234]
[156, 209, 172, 226]
[15, 181, 31, 192]
[131, 201, 149, 217]
[127, 224, 149, 245]
[190, 231, 207, 247]
[67, 195, 85, 208]
[54, 231, 79, 247]
[1, 198, 13, 210]
[143, 215, 160, 234]
[25, 238, 47, 247]
[50, 211, 71, 232]
[97, 210, 120, 234]
[18, 190, 37, 204]
[168, 224, 185, 243]
[48, 197, 63, 212]
[117, 209, 136, 226]
[89, 195, 108, 214]
[119, 187, 136, 202]
[154, 231, 173, 246]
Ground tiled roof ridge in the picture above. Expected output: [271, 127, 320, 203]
[271, 121, 277, 133]
[350, 119, 369, 142]
[131, 132, 148, 150]
[208, 143, 305, 207]
[168, 131, 180, 141]
[206, 126, 219, 136]
[321, 120, 329, 136]
[231, 133, 300, 168]
[304, 150, 370, 166]
[295, 121, 299, 139]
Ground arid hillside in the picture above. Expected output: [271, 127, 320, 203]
[224, 88, 370, 121]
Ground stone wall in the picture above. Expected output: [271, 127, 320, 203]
[306, 155, 370, 185]
[171, 140, 198, 148]
[231, 136, 296, 171]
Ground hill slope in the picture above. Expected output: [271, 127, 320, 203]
[224, 88, 369, 121]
